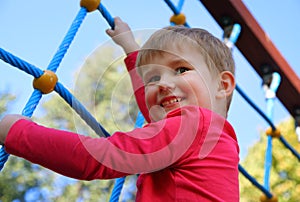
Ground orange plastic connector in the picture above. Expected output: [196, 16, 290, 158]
[33, 70, 58, 94]
[170, 13, 186, 25]
[260, 195, 278, 202]
[80, 0, 101, 12]
[266, 127, 281, 138]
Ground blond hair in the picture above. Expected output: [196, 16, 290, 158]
[136, 26, 235, 110]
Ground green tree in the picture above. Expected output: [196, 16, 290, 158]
[240, 118, 300, 201]
[0, 92, 15, 117]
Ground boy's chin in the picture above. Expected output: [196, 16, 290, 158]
[148, 105, 167, 122]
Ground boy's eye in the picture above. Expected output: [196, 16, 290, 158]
[148, 75, 161, 83]
[176, 67, 189, 74]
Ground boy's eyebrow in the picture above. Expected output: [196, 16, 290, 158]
[142, 59, 188, 71]
[166, 58, 190, 67]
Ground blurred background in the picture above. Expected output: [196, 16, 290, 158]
[0, 0, 299, 201]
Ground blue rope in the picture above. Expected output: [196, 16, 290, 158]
[223, 22, 276, 130]
[235, 84, 276, 130]
[1, 7, 87, 118]
[263, 72, 281, 190]
[222, 19, 299, 164]
[54, 82, 110, 137]
[22, 90, 43, 117]
[134, 111, 145, 128]
[236, 84, 300, 160]
[164, 0, 180, 15]
[0, 147, 9, 171]
[47, 7, 87, 72]
[238, 164, 273, 198]
[110, 177, 126, 202]
[109, 111, 145, 202]
[177, 0, 185, 11]
[98, 3, 115, 29]
[0, 48, 43, 78]
[264, 135, 272, 191]
[223, 23, 241, 50]
[227, 24, 241, 44]
[222, 29, 275, 198]
[279, 136, 300, 161]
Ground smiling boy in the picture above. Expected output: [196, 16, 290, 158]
[0, 17, 239, 201]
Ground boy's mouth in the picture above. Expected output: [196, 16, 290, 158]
[160, 97, 183, 107]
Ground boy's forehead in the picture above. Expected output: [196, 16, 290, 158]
[140, 47, 194, 63]
[137, 45, 207, 76]
[139, 52, 184, 70]
[140, 45, 204, 65]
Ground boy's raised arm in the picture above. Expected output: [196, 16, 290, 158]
[106, 17, 151, 123]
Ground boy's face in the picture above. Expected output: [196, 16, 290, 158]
[140, 46, 220, 121]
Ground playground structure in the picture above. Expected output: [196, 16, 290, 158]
[0, 0, 299, 201]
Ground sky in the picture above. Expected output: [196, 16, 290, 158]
[0, 0, 299, 160]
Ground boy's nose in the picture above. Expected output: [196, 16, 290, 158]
[157, 75, 175, 93]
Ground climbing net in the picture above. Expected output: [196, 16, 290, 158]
[0, 1, 299, 201]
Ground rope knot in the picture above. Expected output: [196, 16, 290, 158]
[80, 0, 101, 12]
[33, 70, 58, 94]
[170, 13, 186, 25]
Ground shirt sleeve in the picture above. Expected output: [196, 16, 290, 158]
[4, 119, 128, 180]
[5, 106, 202, 180]
[124, 51, 151, 123]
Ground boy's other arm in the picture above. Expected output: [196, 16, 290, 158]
[3, 119, 129, 180]
[3, 106, 202, 179]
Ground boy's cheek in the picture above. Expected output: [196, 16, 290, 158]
[148, 105, 166, 122]
[145, 87, 157, 106]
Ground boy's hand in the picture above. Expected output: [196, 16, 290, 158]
[106, 17, 140, 54]
[0, 114, 30, 145]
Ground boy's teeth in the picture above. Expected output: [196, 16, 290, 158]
[161, 98, 181, 107]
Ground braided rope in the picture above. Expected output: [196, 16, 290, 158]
[98, 3, 115, 29]
[238, 165, 273, 198]
[223, 25, 277, 200]
[263, 73, 281, 191]
[47, 8, 87, 72]
[54, 82, 110, 137]
[0, 48, 43, 78]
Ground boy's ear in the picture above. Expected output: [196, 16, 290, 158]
[216, 71, 235, 99]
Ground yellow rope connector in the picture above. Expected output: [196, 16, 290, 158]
[33, 70, 58, 94]
[260, 194, 278, 202]
[80, 0, 100, 12]
[266, 127, 281, 138]
[170, 13, 186, 25]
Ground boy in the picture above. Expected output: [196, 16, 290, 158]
[0, 17, 239, 201]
